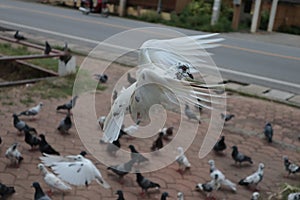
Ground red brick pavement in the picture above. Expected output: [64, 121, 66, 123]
[0, 63, 300, 199]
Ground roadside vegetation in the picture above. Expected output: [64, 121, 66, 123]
[129, 0, 234, 32]
[0, 42, 106, 104]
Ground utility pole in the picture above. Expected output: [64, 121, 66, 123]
[119, 0, 126, 17]
[250, 0, 262, 33]
[231, 0, 241, 30]
[267, 0, 279, 32]
[211, 0, 222, 26]
[157, 0, 162, 14]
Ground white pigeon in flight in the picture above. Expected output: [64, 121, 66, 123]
[39, 151, 110, 188]
[37, 163, 71, 194]
[103, 33, 224, 143]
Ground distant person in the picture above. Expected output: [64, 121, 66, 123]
[89, 0, 93, 11]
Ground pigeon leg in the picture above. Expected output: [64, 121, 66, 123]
[118, 177, 124, 185]
[46, 189, 53, 197]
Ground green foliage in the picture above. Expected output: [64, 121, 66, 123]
[139, 10, 162, 23]
[127, 0, 233, 32]
[259, 10, 269, 30]
[168, 0, 233, 32]
[278, 25, 300, 35]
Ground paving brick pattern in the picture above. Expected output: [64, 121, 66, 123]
[0, 63, 300, 200]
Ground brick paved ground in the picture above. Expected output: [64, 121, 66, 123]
[0, 62, 300, 200]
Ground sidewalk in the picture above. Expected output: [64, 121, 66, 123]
[0, 30, 300, 199]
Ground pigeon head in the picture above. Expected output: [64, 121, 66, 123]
[259, 163, 264, 169]
[128, 145, 135, 151]
[80, 151, 87, 157]
[11, 143, 18, 150]
[283, 156, 289, 162]
[177, 192, 183, 198]
[37, 163, 45, 170]
[39, 102, 44, 107]
[115, 190, 123, 196]
[177, 147, 184, 154]
[208, 159, 215, 166]
[195, 183, 203, 190]
[32, 182, 40, 188]
[161, 192, 169, 198]
[220, 135, 225, 140]
[159, 132, 164, 137]
[266, 122, 271, 126]
[39, 134, 46, 140]
[252, 192, 260, 199]
[231, 146, 238, 151]
[12, 113, 18, 118]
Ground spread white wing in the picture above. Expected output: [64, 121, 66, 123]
[103, 33, 225, 143]
[50, 157, 110, 188]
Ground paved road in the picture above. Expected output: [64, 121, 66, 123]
[0, 0, 300, 94]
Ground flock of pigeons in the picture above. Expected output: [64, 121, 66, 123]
[1, 96, 85, 199]
[4, 32, 300, 200]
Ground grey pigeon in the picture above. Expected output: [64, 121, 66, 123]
[32, 182, 52, 200]
[221, 113, 235, 122]
[107, 159, 136, 183]
[106, 135, 121, 156]
[185, 104, 201, 124]
[283, 156, 300, 176]
[13, 114, 37, 134]
[251, 192, 260, 200]
[129, 145, 149, 164]
[136, 171, 160, 195]
[59, 42, 72, 65]
[161, 192, 169, 200]
[57, 112, 72, 134]
[14, 30, 25, 40]
[127, 72, 136, 84]
[56, 96, 78, 112]
[112, 90, 118, 101]
[44, 41, 52, 55]
[18, 102, 43, 118]
[5, 143, 23, 167]
[213, 135, 226, 153]
[239, 163, 264, 190]
[195, 174, 219, 199]
[264, 122, 273, 143]
[151, 132, 164, 151]
[288, 192, 300, 200]
[0, 182, 15, 198]
[94, 74, 108, 83]
[231, 146, 253, 166]
[115, 190, 125, 200]
[39, 134, 60, 155]
[24, 130, 40, 150]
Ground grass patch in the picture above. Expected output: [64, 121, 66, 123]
[0, 43, 58, 72]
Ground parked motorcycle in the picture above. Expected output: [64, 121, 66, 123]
[79, 0, 109, 17]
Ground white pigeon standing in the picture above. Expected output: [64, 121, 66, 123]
[239, 163, 264, 190]
[175, 147, 191, 174]
[208, 159, 236, 192]
[39, 152, 110, 188]
[177, 192, 184, 200]
[18, 102, 43, 119]
[97, 116, 106, 130]
[37, 163, 71, 195]
[251, 192, 260, 200]
[102, 33, 225, 143]
[288, 192, 300, 200]
[5, 143, 23, 167]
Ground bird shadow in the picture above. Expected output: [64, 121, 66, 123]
[230, 163, 253, 168]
